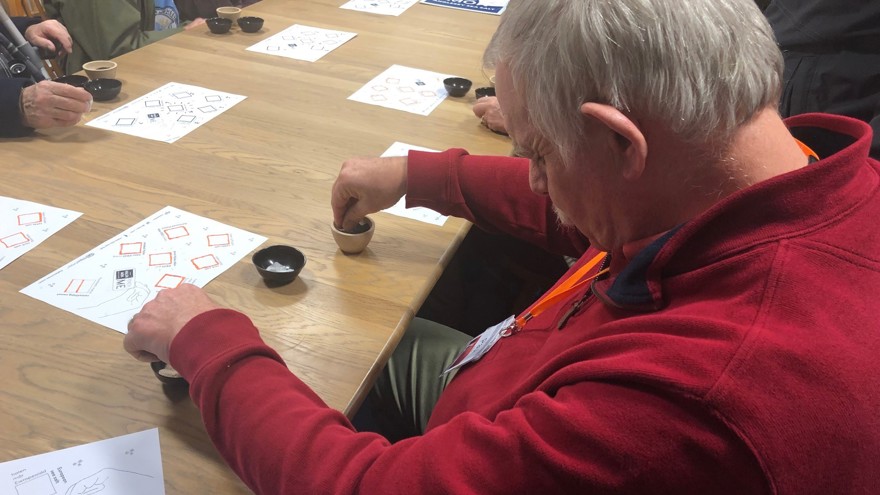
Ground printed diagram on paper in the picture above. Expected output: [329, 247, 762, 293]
[339, 0, 420, 16]
[0, 196, 81, 271]
[0, 428, 164, 495]
[21, 206, 266, 334]
[421, 0, 508, 15]
[246, 24, 357, 62]
[86, 82, 246, 143]
[380, 142, 447, 226]
[348, 65, 451, 116]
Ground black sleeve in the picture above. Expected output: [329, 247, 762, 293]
[0, 78, 35, 137]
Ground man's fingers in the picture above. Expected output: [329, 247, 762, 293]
[51, 114, 81, 127]
[24, 84, 93, 128]
[32, 38, 55, 52]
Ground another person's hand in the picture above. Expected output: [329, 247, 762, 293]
[19, 81, 92, 129]
[124, 284, 221, 364]
[473, 96, 507, 135]
[331, 156, 407, 231]
[24, 19, 73, 55]
[184, 18, 207, 31]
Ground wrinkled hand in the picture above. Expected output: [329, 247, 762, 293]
[184, 17, 207, 30]
[24, 20, 73, 54]
[123, 284, 221, 364]
[473, 96, 507, 135]
[331, 156, 407, 231]
[20, 81, 92, 129]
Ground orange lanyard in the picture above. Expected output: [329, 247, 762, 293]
[795, 138, 819, 162]
[511, 251, 608, 332]
[505, 138, 815, 335]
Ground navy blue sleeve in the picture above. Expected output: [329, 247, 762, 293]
[0, 78, 35, 137]
[0, 18, 40, 137]
[11, 17, 42, 35]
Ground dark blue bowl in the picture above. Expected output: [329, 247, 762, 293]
[443, 77, 472, 97]
[238, 16, 264, 33]
[206, 17, 233, 34]
[84, 78, 122, 101]
[252, 245, 306, 286]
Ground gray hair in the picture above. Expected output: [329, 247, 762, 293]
[485, 0, 783, 162]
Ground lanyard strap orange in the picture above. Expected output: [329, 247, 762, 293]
[510, 137, 815, 332]
[514, 251, 608, 329]
[795, 138, 819, 162]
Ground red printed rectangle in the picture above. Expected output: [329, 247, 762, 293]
[207, 233, 230, 247]
[17, 212, 44, 226]
[119, 242, 144, 255]
[64, 279, 95, 294]
[156, 274, 185, 289]
[164, 226, 190, 240]
[191, 254, 220, 270]
[1, 232, 30, 248]
[149, 252, 173, 266]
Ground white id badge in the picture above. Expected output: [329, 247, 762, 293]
[441, 315, 514, 376]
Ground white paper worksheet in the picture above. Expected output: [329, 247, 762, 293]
[0, 195, 81, 271]
[380, 142, 448, 226]
[348, 65, 451, 116]
[86, 82, 247, 143]
[340, 0, 420, 16]
[246, 24, 357, 62]
[0, 428, 165, 495]
[21, 206, 267, 334]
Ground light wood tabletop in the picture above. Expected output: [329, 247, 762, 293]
[0, 0, 510, 492]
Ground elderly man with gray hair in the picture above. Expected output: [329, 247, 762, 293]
[125, 0, 880, 493]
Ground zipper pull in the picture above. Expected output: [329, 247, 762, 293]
[557, 299, 584, 330]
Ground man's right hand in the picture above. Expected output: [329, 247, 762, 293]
[20, 81, 92, 129]
[331, 156, 408, 231]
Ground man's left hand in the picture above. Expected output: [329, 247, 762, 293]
[24, 20, 73, 55]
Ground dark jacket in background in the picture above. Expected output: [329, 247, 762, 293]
[1, 17, 41, 137]
[176, 0, 233, 21]
[176, 0, 261, 21]
[765, 0, 880, 158]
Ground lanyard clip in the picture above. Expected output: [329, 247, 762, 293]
[500, 319, 520, 338]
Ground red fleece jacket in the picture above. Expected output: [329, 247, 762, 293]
[171, 113, 880, 494]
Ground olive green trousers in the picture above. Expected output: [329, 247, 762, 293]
[354, 317, 471, 442]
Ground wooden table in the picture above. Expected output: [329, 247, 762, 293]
[0, 1, 510, 492]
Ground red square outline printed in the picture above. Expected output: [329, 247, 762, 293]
[17, 212, 44, 225]
[156, 274, 185, 289]
[191, 254, 220, 270]
[149, 252, 174, 266]
[1, 232, 30, 248]
[164, 226, 190, 240]
[207, 233, 231, 247]
[119, 242, 144, 255]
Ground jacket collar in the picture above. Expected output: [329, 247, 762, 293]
[592, 113, 878, 311]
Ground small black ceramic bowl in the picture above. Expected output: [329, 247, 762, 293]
[151, 361, 187, 385]
[54, 74, 89, 87]
[252, 245, 306, 286]
[84, 78, 122, 101]
[443, 77, 472, 97]
[474, 86, 496, 99]
[237, 16, 264, 33]
[206, 17, 233, 34]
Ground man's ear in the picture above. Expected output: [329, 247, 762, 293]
[580, 102, 647, 181]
